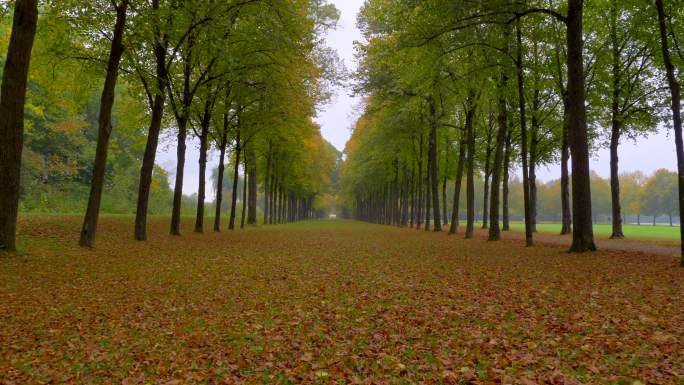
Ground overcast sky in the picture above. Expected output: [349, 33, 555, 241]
[157, 0, 679, 198]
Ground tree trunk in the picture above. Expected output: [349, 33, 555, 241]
[530, 89, 540, 233]
[655, 0, 684, 266]
[0, 0, 38, 251]
[425, 158, 431, 231]
[560, 96, 572, 235]
[465, 91, 477, 239]
[247, 146, 257, 225]
[79, 1, 127, 248]
[134, 13, 168, 242]
[194, 100, 212, 233]
[566, 0, 596, 252]
[417, 134, 424, 229]
[428, 97, 442, 231]
[502, 130, 511, 231]
[450, 128, 467, 234]
[516, 20, 533, 247]
[608, 0, 624, 239]
[264, 142, 272, 225]
[214, 114, 228, 232]
[241, 149, 248, 229]
[489, 60, 509, 241]
[229, 128, 241, 230]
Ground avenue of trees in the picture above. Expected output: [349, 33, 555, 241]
[339, 0, 684, 264]
[0, 0, 341, 250]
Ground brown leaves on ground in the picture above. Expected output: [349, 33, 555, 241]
[1, 217, 684, 384]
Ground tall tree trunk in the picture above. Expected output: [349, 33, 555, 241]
[609, 0, 624, 239]
[241, 149, 248, 229]
[529, 88, 540, 233]
[655, 0, 684, 266]
[264, 141, 272, 225]
[134, 14, 168, 241]
[214, 114, 228, 232]
[169, 46, 194, 236]
[482, 116, 493, 229]
[247, 146, 257, 225]
[465, 91, 477, 239]
[428, 97, 442, 231]
[409, 165, 416, 227]
[194, 100, 212, 233]
[516, 20, 533, 247]
[489, 59, 509, 241]
[450, 128, 467, 234]
[79, 1, 127, 247]
[566, 0, 596, 252]
[560, 96, 572, 235]
[0, 0, 38, 251]
[425, 158, 431, 231]
[442, 136, 449, 225]
[502, 129, 511, 231]
[229, 128, 241, 230]
[417, 134, 424, 229]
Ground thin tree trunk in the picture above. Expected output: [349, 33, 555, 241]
[247, 146, 257, 225]
[567, 0, 596, 252]
[465, 91, 477, 239]
[241, 148, 248, 229]
[228, 127, 241, 230]
[502, 129, 511, 231]
[214, 113, 228, 232]
[530, 88, 540, 233]
[0, 0, 38, 251]
[417, 134, 424, 229]
[79, 1, 127, 247]
[264, 141, 272, 225]
[560, 96, 572, 234]
[516, 20, 533, 247]
[194, 100, 212, 233]
[450, 128, 467, 234]
[609, 0, 624, 239]
[428, 97, 442, 231]
[655, 0, 684, 266]
[489, 57, 509, 241]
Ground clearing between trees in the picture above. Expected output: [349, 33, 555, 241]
[1, 218, 683, 384]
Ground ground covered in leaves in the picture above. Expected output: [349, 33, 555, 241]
[1, 217, 683, 384]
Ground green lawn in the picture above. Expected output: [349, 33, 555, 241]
[503, 221, 681, 241]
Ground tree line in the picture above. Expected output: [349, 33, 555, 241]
[339, 0, 684, 265]
[0, 0, 341, 250]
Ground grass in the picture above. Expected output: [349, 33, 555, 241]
[503, 221, 681, 241]
[1, 217, 684, 383]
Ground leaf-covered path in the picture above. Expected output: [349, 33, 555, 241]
[1, 218, 684, 384]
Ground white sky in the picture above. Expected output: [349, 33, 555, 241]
[156, 0, 678, 198]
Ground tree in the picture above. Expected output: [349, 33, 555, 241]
[0, 0, 38, 251]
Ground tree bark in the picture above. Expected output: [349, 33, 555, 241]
[566, 0, 596, 252]
[194, 99, 212, 233]
[465, 91, 477, 239]
[608, 0, 624, 239]
[247, 146, 257, 225]
[560, 96, 572, 235]
[516, 20, 533, 247]
[450, 128, 467, 234]
[229, 127, 241, 230]
[502, 129, 511, 231]
[489, 61, 509, 241]
[214, 113, 229, 232]
[428, 97, 442, 231]
[655, 0, 684, 266]
[0, 0, 38, 251]
[134, 5, 168, 241]
[241, 148, 248, 229]
[79, 1, 127, 248]
[417, 134, 424, 229]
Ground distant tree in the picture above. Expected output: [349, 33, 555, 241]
[642, 169, 678, 225]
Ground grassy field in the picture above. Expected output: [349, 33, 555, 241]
[1, 217, 683, 383]
[500, 221, 682, 241]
